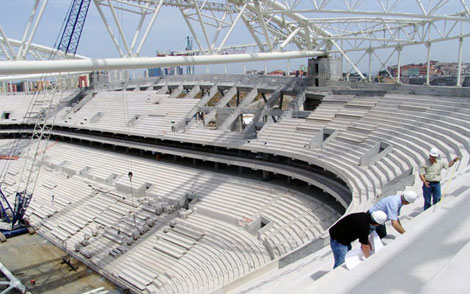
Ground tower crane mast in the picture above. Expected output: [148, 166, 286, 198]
[0, 0, 91, 242]
[58, 0, 92, 55]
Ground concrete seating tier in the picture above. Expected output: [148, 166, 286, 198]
[296, 102, 347, 132]
[54, 90, 199, 136]
[2, 86, 470, 293]
[0, 93, 65, 124]
[240, 91, 468, 214]
[363, 102, 468, 161]
[0, 139, 336, 294]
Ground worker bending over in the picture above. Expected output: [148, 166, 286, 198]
[368, 190, 418, 238]
[329, 210, 387, 268]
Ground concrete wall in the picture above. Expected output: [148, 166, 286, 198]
[308, 57, 342, 87]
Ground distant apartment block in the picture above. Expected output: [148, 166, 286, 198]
[388, 61, 470, 78]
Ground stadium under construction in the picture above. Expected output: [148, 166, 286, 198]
[1, 1, 470, 294]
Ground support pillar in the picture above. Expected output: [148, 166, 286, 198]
[426, 41, 432, 86]
[262, 170, 272, 181]
[340, 39, 344, 74]
[367, 48, 373, 82]
[287, 59, 291, 76]
[396, 45, 402, 84]
[457, 36, 463, 87]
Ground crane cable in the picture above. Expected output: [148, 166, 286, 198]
[438, 159, 459, 206]
[4, 0, 73, 201]
[122, 87, 138, 229]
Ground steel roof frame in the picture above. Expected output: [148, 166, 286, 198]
[0, 0, 469, 84]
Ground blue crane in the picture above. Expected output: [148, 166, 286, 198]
[58, 0, 92, 55]
[0, 0, 91, 242]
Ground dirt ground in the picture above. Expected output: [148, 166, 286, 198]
[0, 233, 121, 294]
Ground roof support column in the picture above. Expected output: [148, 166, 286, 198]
[21, 0, 49, 59]
[94, 0, 125, 57]
[425, 41, 432, 86]
[136, 0, 164, 55]
[396, 44, 402, 84]
[254, 0, 273, 51]
[240, 14, 265, 52]
[217, 2, 247, 53]
[106, 0, 132, 56]
[457, 36, 463, 87]
[192, 0, 213, 53]
[16, 0, 40, 59]
[330, 40, 366, 80]
[0, 25, 15, 59]
[179, 7, 204, 53]
[367, 47, 373, 82]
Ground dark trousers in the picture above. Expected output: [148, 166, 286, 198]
[423, 182, 441, 210]
[375, 224, 387, 238]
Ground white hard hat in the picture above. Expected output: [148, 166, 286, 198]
[429, 148, 439, 157]
[371, 210, 387, 225]
[403, 190, 418, 203]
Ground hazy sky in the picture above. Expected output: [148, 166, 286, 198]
[1, 1, 469, 75]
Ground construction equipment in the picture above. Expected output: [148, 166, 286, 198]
[0, 0, 91, 242]
[57, 0, 92, 55]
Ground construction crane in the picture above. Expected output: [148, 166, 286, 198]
[58, 0, 92, 55]
[0, 0, 91, 242]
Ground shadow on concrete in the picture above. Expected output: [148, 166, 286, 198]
[310, 270, 328, 281]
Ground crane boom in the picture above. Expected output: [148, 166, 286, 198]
[57, 0, 91, 55]
[1, 0, 91, 241]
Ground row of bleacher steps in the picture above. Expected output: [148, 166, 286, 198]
[359, 95, 470, 166]
[328, 94, 470, 208]
[2, 140, 335, 293]
[252, 118, 314, 151]
[0, 93, 64, 124]
[295, 97, 352, 134]
[248, 96, 378, 210]
[3, 89, 469, 289]
[250, 129, 369, 211]
[328, 93, 467, 181]
[164, 125, 247, 146]
[335, 98, 378, 144]
[53, 91, 199, 136]
[246, 92, 469, 214]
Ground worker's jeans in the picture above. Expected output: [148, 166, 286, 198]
[330, 237, 351, 268]
[423, 182, 441, 210]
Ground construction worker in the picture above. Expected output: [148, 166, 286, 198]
[329, 210, 387, 268]
[368, 191, 418, 238]
[419, 148, 459, 210]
